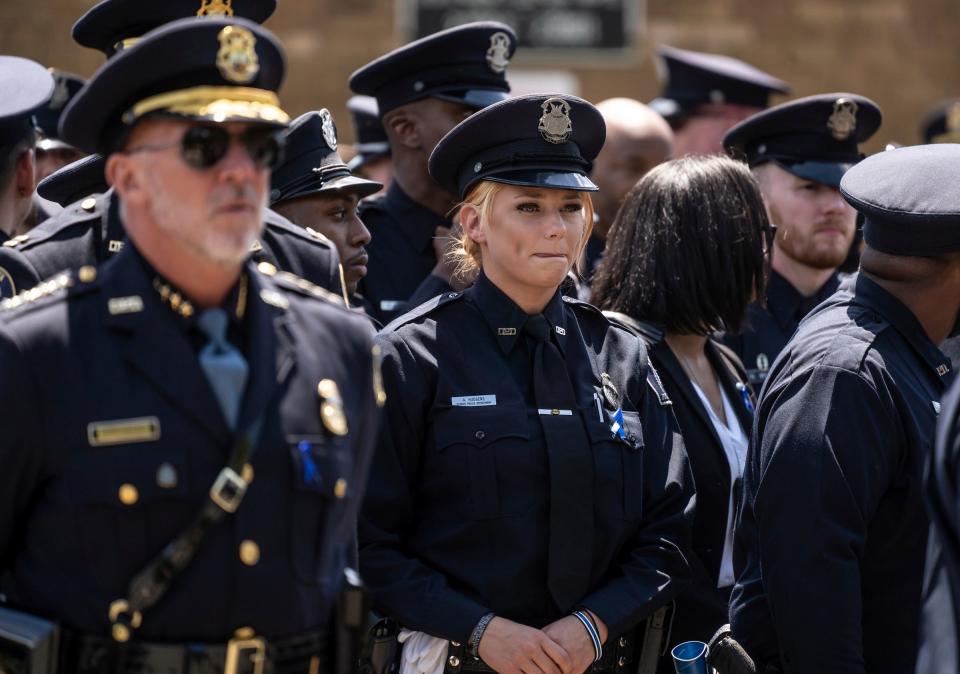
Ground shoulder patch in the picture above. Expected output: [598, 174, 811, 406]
[382, 291, 464, 331]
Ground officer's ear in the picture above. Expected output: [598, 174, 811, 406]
[460, 202, 486, 246]
[106, 152, 147, 208]
[383, 108, 420, 151]
[13, 148, 35, 200]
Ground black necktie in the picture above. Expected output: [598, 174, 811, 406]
[523, 313, 594, 612]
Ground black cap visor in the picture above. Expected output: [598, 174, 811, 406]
[433, 88, 510, 111]
[777, 159, 852, 188]
[483, 170, 598, 194]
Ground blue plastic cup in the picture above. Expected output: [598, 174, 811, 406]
[671, 640, 709, 674]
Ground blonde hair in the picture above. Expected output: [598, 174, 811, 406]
[450, 180, 595, 282]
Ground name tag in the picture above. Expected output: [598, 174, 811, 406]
[88, 416, 161, 446]
[452, 395, 497, 407]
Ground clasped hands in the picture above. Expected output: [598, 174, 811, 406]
[477, 611, 608, 674]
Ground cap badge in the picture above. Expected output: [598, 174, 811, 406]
[49, 72, 70, 110]
[197, 0, 234, 16]
[486, 32, 512, 74]
[539, 98, 572, 144]
[827, 98, 858, 141]
[319, 109, 338, 150]
[216, 25, 259, 84]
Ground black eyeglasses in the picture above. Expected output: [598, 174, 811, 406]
[125, 124, 285, 171]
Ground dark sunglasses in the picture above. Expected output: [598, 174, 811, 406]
[126, 124, 285, 171]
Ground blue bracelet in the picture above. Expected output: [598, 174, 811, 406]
[572, 610, 602, 662]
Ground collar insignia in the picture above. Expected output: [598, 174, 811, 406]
[498, 327, 517, 336]
[486, 32, 512, 74]
[320, 109, 338, 150]
[539, 97, 572, 144]
[216, 25, 259, 84]
[827, 98, 858, 141]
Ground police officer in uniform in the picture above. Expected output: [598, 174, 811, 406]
[349, 22, 517, 324]
[0, 0, 344, 300]
[649, 45, 789, 157]
[720, 93, 882, 387]
[0, 57, 53, 251]
[0, 17, 380, 673]
[346, 95, 392, 196]
[730, 143, 960, 673]
[359, 94, 694, 674]
[269, 110, 383, 313]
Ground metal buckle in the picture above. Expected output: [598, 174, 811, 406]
[225, 635, 266, 674]
[210, 466, 248, 513]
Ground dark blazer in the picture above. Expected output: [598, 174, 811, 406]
[605, 313, 755, 671]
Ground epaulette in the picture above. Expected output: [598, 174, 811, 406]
[381, 290, 465, 331]
[255, 261, 345, 307]
[0, 265, 99, 314]
[4, 196, 103, 251]
[601, 310, 664, 346]
[263, 210, 336, 250]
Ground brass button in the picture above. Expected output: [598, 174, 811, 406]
[257, 261, 277, 276]
[78, 266, 97, 283]
[234, 626, 255, 640]
[619, 637, 627, 648]
[112, 623, 131, 642]
[618, 657, 627, 667]
[156, 463, 178, 489]
[81, 197, 97, 211]
[241, 463, 254, 484]
[118, 483, 139, 505]
[334, 478, 348, 499]
[239, 540, 260, 566]
[447, 656, 460, 668]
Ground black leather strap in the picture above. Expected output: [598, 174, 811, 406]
[110, 417, 265, 640]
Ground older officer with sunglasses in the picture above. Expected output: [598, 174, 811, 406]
[0, 17, 381, 674]
[0, 0, 344, 302]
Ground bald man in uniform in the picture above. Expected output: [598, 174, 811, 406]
[584, 98, 673, 282]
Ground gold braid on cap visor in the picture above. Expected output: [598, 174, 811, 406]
[122, 86, 289, 125]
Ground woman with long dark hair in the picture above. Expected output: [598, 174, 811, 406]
[359, 94, 695, 674]
[592, 154, 771, 672]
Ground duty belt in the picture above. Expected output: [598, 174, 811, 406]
[70, 628, 329, 674]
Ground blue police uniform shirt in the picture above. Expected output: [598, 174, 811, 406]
[730, 273, 952, 673]
[0, 242, 380, 640]
[720, 268, 841, 388]
[358, 182, 452, 324]
[358, 271, 695, 643]
[917, 373, 960, 674]
[0, 190, 344, 300]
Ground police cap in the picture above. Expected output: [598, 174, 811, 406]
[724, 93, 882, 188]
[270, 110, 382, 206]
[61, 17, 288, 155]
[840, 144, 960, 256]
[73, 0, 277, 57]
[36, 154, 107, 207]
[649, 45, 790, 120]
[346, 95, 389, 171]
[920, 99, 960, 144]
[0, 56, 54, 148]
[35, 70, 86, 151]
[429, 94, 605, 199]
[349, 22, 516, 116]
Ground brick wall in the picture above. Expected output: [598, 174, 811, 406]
[4, 0, 958, 153]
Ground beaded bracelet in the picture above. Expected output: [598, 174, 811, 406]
[468, 612, 495, 659]
[572, 610, 602, 662]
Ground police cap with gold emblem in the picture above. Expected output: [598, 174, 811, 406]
[649, 45, 790, 120]
[840, 144, 960, 256]
[920, 98, 960, 144]
[270, 110, 382, 206]
[34, 69, 86, 152]
[73, 0, 277, 57]
[0, 56, 54, 148]
[349, 22, 517, 116]
[723, 93, 882, 188]
[61, 17, 288, 155]
[346, 95, 390, 171]
[36, 154, 107, 207]
[429, 94, 605, 199]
